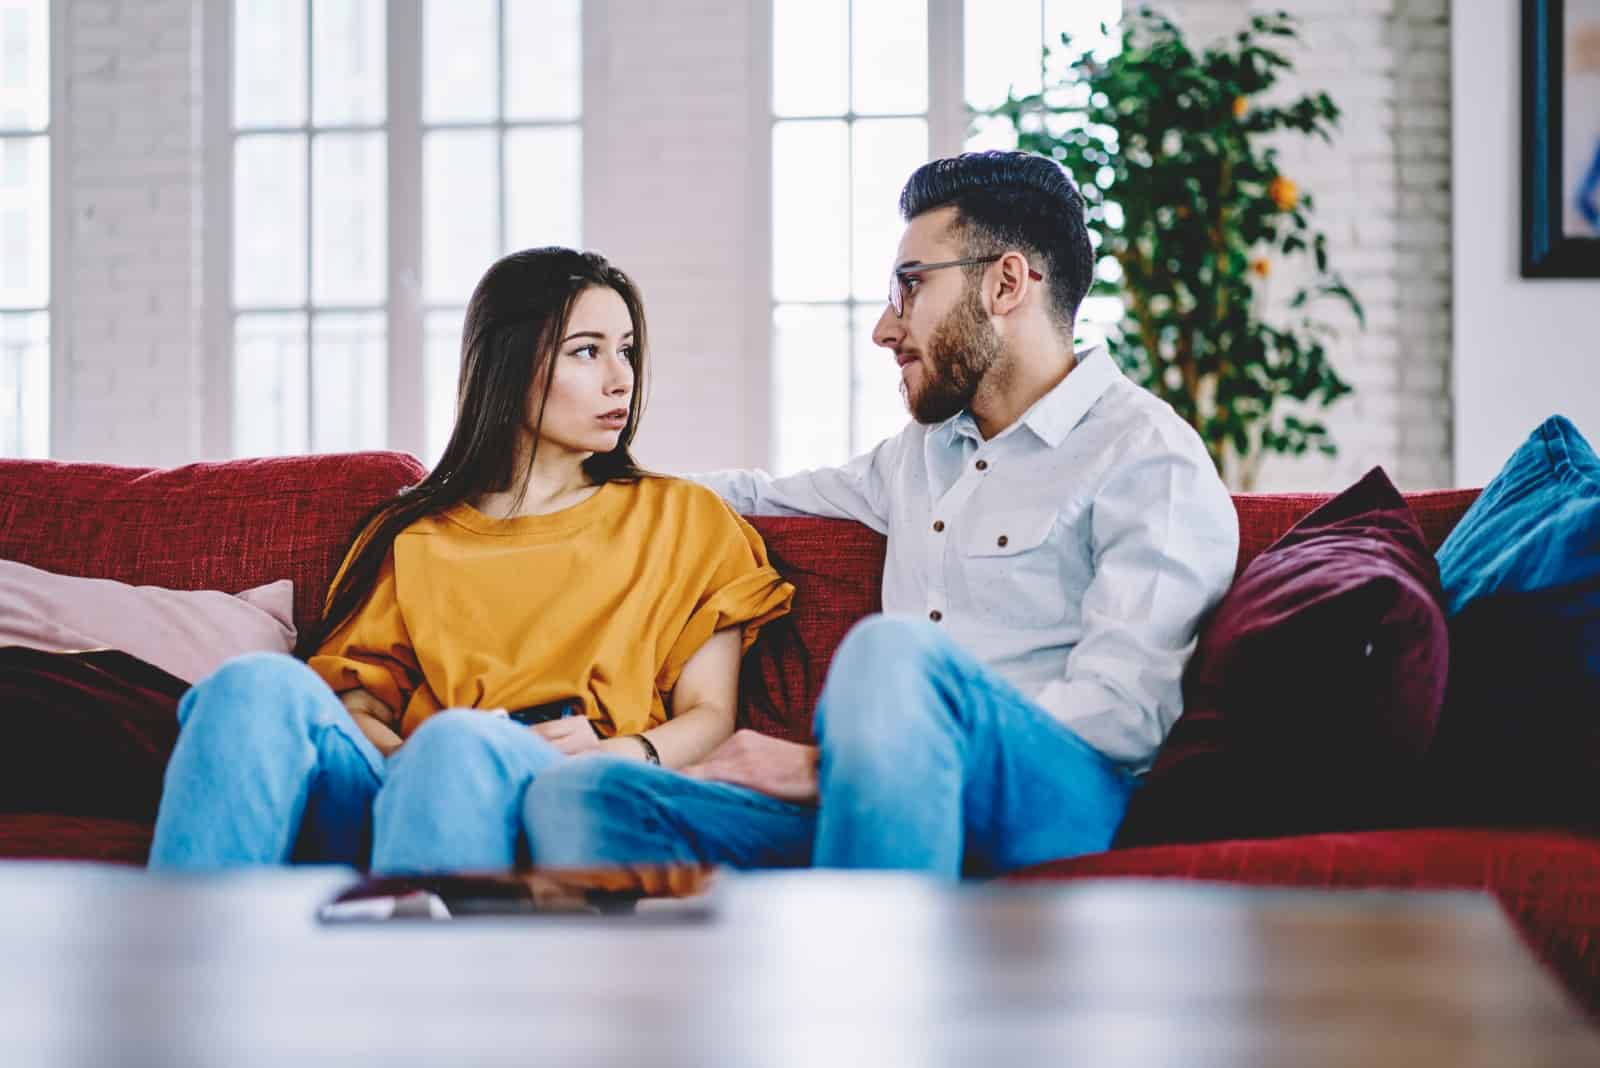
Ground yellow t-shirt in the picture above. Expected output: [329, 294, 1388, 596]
[308, 476, 794, 739]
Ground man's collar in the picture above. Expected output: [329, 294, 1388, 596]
[933, 345, 1120, 449]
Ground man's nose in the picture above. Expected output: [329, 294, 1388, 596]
[871, 303, 901, 349]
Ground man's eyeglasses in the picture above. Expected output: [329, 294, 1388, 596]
[888, 256, 1043, 318]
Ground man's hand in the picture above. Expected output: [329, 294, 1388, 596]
[532, 716, 602, 756]
[683, 730, 819, 805]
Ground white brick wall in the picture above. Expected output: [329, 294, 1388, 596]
[1162, 0, 1454, 491]
[55, 0, 203, 466]
[45, 0, 1454, 489]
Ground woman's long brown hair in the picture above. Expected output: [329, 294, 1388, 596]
[295, 247, 650, 659]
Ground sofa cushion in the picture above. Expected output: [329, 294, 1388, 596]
[1116, 467, 1449, 847]
[739, 517, 886, 742]
[1426, 415, 1600, 826]
[1007, 828, 1600, 1019]
[0, 561, 295, 684]
[0, 452, 427, 634]
[0, 648, 186, 821]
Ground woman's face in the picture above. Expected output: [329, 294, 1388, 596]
[528, 285, 637, 457]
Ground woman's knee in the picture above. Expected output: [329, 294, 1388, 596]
[179, 651, 331, 733]
[386, 709, 499, 778]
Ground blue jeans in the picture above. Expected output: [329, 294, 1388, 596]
[147, 652, 566, 872]
[524, 616, 1139, 878]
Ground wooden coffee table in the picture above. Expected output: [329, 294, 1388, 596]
[0, 862, 1593, 1066]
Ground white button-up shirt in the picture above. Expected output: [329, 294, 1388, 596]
[692, 346, 1239, 772]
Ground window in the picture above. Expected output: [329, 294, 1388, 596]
[770, 0, 929, 474]
[0, 0, 48, 458]
[769, 0, 1121, 473]
[224, 0, 581, 462]
[421, 0, 581, 462]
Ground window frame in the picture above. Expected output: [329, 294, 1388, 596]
[202, 0, 585, 462]
[0, 0, 63, 458]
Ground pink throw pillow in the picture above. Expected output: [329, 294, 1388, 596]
[0, 560, 296, 684]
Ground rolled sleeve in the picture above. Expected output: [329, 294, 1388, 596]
[306, 553, 421, 718]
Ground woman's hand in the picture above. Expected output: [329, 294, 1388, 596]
[531, 715, 602, 756]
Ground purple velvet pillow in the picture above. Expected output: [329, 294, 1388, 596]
[1115, 467, 1449, 847]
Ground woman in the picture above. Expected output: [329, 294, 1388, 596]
[149, 248, 793, 872]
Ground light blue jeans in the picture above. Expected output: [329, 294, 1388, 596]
[523, 616, 1140, 879]
[148, 652, 566, 872]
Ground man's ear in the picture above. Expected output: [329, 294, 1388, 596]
[988, 251, 1034, 318]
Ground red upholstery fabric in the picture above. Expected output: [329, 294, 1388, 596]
[1232, 488, 1479, 578]
[739, 517, 886, 741]
[0, 452, 427, 634]
[0, 814, 154, 864]
[1007, 828, 1600, 1017]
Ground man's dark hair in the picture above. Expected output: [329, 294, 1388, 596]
[898, 151, 1094, 332]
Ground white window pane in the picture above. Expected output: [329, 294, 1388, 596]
[773, 120, 848, 303]
[424, 129, 499, 305]
[0, 135, 48, 307]
[505, 0, 581, 121]
[312, 312, 385, 452]
[964, 113, 1019, 153]
[312, 0, 385, 126]
[773, 304, 850, 474]
[852, 306, 906, 453]
[852, 0, 926, 115]
[505, 126, 581, 251]
[1045, 0, 1122, 72]
[234, 134, 308, 307]
[0, 1, 49, 130]
[312, 132, 386, 305]
[966, 0, 1042, 111]
[851, 118, 926, 303]
[235, 313, 308, 457]
[424, 0, 497, 124]
[424, 308, 463, 466]
[0, 311, 47, 457]
[235, 0, 307, 128]
[773, 0, 846, 117]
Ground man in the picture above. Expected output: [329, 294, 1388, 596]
[524, 151, 1239, 877]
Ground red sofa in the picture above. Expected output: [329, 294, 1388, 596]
[2, 452, 1597, 1015]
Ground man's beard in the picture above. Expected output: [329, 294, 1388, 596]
[906, 284, 1003, 425]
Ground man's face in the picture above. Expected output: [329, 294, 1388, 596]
[871, 207, 1003, 425]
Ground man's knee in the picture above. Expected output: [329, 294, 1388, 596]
[816, 615, 949, 741]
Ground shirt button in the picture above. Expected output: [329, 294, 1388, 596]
[932, 520, 945, 532]
[929, 610, 943, 623]
[997, 535, 1009, 548]
[975, 460, 989, 471]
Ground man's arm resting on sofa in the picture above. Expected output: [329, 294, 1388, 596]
[686, 433, 900, 533]
[339, 687, 404, 757]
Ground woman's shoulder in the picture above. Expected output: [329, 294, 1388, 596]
[630, 473, 735, 513]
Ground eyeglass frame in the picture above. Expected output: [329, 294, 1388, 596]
[888, 255, 1044, 318]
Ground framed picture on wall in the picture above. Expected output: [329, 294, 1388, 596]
[1523, 0, 1600, 277]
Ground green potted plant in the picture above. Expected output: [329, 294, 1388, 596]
[993, 7, 1363, 489]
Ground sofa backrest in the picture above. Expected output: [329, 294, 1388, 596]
[0, 453, 427, 634]
[0, 454, 1482, 741]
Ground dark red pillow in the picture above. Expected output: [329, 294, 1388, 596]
[0, 648, 187, 823]
[1115, 467, 1449, 847]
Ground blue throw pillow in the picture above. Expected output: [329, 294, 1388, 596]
[1437, 415, 1600, 611]
[1428, 415, 1600, 827]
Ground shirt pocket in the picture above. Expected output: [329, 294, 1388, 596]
[962, 508, 1067, 627]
